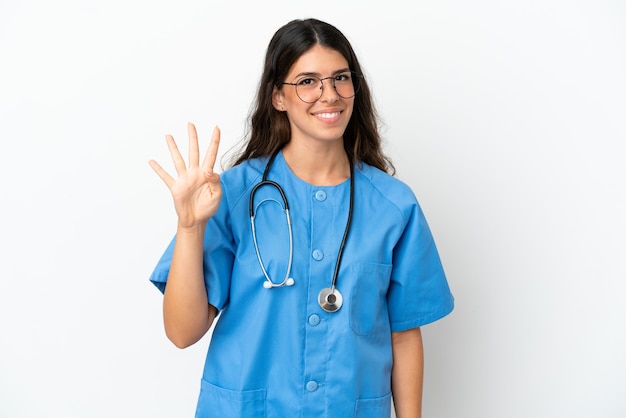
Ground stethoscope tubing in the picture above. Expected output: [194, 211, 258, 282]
[330, 157, 354, 292]
[249, 180, 294, 288]
[248, 148, 354, 300]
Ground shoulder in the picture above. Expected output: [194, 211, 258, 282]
[355, 162, 419, 212]
[219, 157, 268, 209]
[221, 156, 267, 184]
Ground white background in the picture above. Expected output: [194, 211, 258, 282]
[1, 0, 625, 417]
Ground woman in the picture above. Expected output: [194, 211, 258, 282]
[149, 18, 454, 418]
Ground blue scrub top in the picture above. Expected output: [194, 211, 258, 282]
[150, 152, 454, 418]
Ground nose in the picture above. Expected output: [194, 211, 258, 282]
[319, 78, 339, 103]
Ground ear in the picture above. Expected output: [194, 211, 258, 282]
[272, 86, 286, 111]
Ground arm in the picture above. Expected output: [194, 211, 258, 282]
[163, 224, 218, 348]
[391, 327, 424, 418]
[149, 122, 222, 348]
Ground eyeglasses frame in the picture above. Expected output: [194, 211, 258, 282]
[280, 71, 362, 103]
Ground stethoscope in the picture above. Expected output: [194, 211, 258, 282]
[249, 149, 354, 313]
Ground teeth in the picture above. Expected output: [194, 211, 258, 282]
[317, 112, 340, 119]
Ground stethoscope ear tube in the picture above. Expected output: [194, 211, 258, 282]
[250, 184, 294, 288]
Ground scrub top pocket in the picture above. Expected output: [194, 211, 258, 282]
[195, 379, 266, 418]
[354, 392, 392, 417]
[349, 262, 393, 336]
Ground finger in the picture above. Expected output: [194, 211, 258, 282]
[188, 122, 200, 168]
[165, 134, 187, 177]
[148, 159, 175, 189]
[201, 126, 221, 175]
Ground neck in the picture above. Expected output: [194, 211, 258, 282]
[282, 140, 350, 186]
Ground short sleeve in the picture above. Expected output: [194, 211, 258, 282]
[148, 192, 236, 311]
[387, 201, 454, 332]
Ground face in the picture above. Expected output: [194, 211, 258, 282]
[273, 45, 354, 148]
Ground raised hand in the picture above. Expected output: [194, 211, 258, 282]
[149, 122, 222, 230]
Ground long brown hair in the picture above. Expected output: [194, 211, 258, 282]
[229, 18, 394, 174]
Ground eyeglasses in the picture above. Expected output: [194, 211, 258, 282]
[281, 71, 361, 103]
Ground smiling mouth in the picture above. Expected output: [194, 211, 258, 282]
[314, 111, 342, 119]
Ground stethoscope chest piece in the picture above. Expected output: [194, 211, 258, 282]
[318, 287, 343, 312]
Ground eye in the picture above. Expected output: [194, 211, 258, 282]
[335, 73, 352, 82]
[297, 77, 318, 86]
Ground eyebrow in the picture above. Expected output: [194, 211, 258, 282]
[292, 68, 351, 79]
